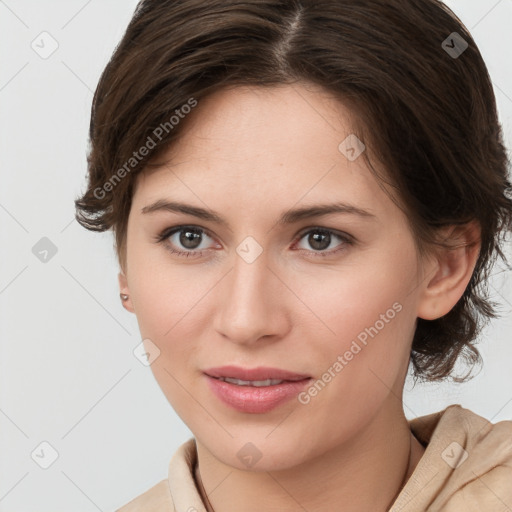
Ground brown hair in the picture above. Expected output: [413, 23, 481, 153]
[75, 0, 512, 382]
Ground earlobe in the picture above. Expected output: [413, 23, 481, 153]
[118, 271, 135, 313]
[417, 221, 481, 321]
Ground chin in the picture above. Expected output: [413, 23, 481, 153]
[198, 430, 318, 473]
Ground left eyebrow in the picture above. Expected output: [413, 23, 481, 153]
[276, 202, 376, 225]
[141, 199, 376, 229]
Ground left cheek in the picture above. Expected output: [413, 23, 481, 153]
[321, 275, 399, 335]
[316, 279, 409, 368]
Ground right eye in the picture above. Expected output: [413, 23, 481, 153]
[156, 225, 220, 258]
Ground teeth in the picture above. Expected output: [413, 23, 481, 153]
[220, 377, 285, 386]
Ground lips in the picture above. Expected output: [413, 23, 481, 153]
[203, 366, 313, 413]
[203, 365, 311, 382]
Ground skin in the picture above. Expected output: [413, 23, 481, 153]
[118, 83, 480, 511]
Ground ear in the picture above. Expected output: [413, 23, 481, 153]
[417, 221, 481, 321]
[118, 271, 135, 313]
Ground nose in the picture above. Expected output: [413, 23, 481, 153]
[213, 248, 290, 346]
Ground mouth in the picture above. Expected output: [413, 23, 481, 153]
[210, 376, 305, 387]
[203, 365, 312, 385]
[203, 366, 313, 413]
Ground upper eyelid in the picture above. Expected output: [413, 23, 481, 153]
[296, 226, 351, 238]
[163, 225, 215, 241]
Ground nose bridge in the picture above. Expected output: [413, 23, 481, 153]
[214, 244, 286, 344]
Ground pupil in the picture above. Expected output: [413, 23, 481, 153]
[180, 229, 201, 249]
[310, 231, 330, 250]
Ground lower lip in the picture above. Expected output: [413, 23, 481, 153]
[205, 374, 312, 414]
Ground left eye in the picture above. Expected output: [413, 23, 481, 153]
[294, 228, 351, 255]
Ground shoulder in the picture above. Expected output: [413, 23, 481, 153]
[404, 404, 512, 510]
[422, 403, 512, 459]
[115, 479, 175, 512]
[115, 437, 200, 512]
[444, 405, 512, 507]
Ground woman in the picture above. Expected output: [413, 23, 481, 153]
[75, 0, 512, 510]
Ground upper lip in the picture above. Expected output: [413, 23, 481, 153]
[204, 366, 311, 382]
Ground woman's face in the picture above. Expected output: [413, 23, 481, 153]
[121, 84, 432, 471]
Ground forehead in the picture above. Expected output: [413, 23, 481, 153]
[132, 84, 398, 222]
[158, 83, 357, 163]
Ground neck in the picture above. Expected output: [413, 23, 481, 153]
[194, 404, 425, 512]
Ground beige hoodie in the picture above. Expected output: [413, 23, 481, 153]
[117, 405, 512, 511]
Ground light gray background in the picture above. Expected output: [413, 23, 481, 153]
[1, 1, 511, 510]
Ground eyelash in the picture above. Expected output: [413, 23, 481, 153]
[155, 225, 354, 259]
